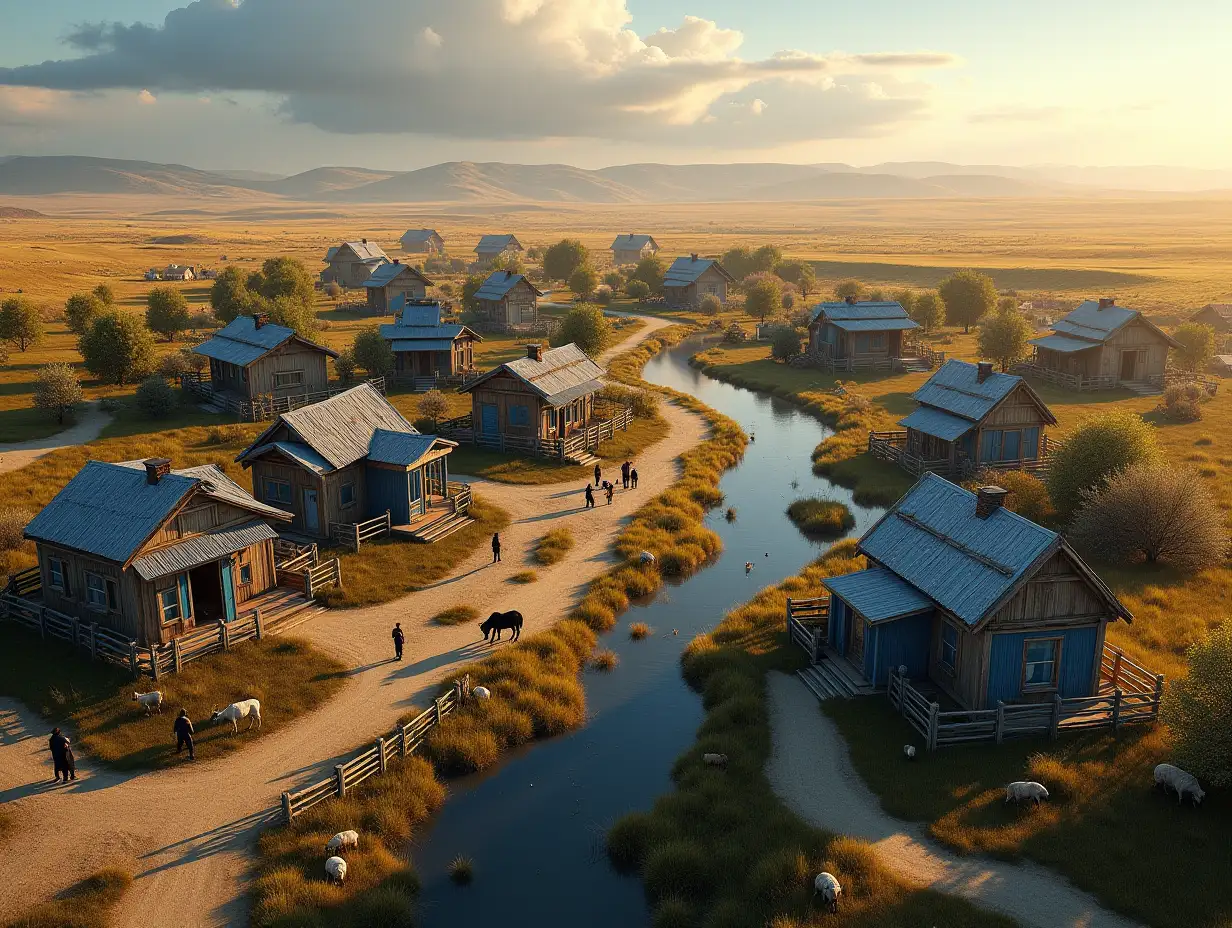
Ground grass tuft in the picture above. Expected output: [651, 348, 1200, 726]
[785, 497, 855, 537]
[432, 605, 479, 626]
[532, 527, 575, 566]
[629, 622, 651, 640]
[5, 868, 132, 928]
[508, 570, 538, 584]
[591, 649, 619, 671]
[448, 856, 474, 886]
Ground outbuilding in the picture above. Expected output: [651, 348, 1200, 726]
[400, 229, 445, 254]
[362, 259, 434, 315]
[473, 270, 543, 331]
[662, 254, 734, 308]
[808, 297, 920, 366]
[610, 233, 659, 265]
[191, 314, 339, 406]
[474, 234, 523, 270]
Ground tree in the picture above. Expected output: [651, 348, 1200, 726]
[145, 287, 191, 341]
[65, 292, 105, 336]
[544, 239, 589, 281]
[1071, 462, 1225, 570]
[92, 283, 116, 305]
[626, 279, 650, 301]
[489, 252, 525, 275]
[971, 468, 1055, 525]
[629, 255, 666, 294]
[1173, 322, 1216, 373]
[135, 376, 178, 419]
[891, 289, 915, 315]
[551, 304, 612, 356]
[79, 311, 156, 385]
[418, 390, 449, 429]
[909, 291, 946, 332]
[1162, 620, 1232, 788]
[751, 245, 782, 274]
[866, 288, 887, 302]
[938, 269, 997, 333]
[334, 349, 356, 383]
[159, 348, 202, 381]
[774, 260, 816, 298]
[770, 325, 802, 361]
[1045, 411, 1161, 520]
[265, 294, 319, 339]
[699, 293, 722, 317]
[568, 265, 599, 299]
[352, 327, 394, 376]
[744, 274, 783, 322]
[0, 296, 44, 351]
[325, 281, 342, 301]
[603, 270, 624, 292]
[253, 256, 315, 307]
[461, 274, 486, 314]
[34, 362, 83, 424]
[834, 279, 865, 301]
[210, 267, 252, 323]
[997, 295, 1019, 313]
[720, 246, 755, 281]
[977, 306, 1032, 371]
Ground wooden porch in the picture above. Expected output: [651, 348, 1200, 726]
[787, 596, 876, 700]
[867, 430, 1060, 478]
[390, 482, 474, 543]
[438, 404, 633, 466]
[180, 372, 387, 421]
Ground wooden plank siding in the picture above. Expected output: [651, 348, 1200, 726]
[665, 266, 728, 308]
[469, 371, 595, 442]
[367, 276, 428, 316]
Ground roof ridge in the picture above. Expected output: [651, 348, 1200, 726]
[892, 509, 1016, 576]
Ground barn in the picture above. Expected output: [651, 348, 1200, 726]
[474, 234, 523, 270]
[323, 240, 390, 288]
[362, 260, 434, 315]
[191, 314, 339, 406]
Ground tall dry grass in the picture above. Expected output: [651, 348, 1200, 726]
[532, 527, 575, 566]
[4, 868, 132, 928]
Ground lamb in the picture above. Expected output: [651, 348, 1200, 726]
[325, 856, 347, 885]
[1004, 781, 1049, 806]
[132, 691, 163, 715]
[1154, 763, 1205, 806]
[472, 686, 491, 700]
[903, 744, 916, 760]
[813, 872, 842, 914]
[325, 830, 359, 856]
[210, 698, 262, 734]
[703, 753, 729, 768]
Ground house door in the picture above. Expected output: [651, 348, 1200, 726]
[1120, 350, 1137, 381]
[188, 562, 224, 622]
[303, 488, 320, 534]
[480, 404, 499, 434]
[220, 559, 237, 623]
[848, 617, 866, 670]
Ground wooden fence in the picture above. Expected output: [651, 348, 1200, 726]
[181, 374, 387, 422]
[0, 589, 141, 674]
[280, 678, 467, 823]
[1011, 363, 1118, 392]
[439, 405, 633, 464]
[867, 431, 1059, 479]
[330, 511, 391, 552]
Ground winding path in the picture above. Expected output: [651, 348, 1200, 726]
[764, 672, 1142, 928]
[0, 401, 113, 474]
[0, 315, 704, 926]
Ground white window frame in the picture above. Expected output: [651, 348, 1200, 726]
[1022, 637, 1062, 691]
[158, 586, 182, 624]
[274, 369, 305, 389]
[84, 571, 116, 611]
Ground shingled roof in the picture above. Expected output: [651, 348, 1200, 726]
[663, 255, 735, 288]
[192, 315, 338, 367]
[474, 270, 544, 302]
[337, 240, 389, 264]
[460, 343, 605, 407]
[400, 229, 441, 246]
[475, 234, 522, 255]
[809, 299, 920, 333]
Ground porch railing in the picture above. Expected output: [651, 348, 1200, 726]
[330, 511, 392, 552]
[180, 373, 386, 422]
[438, 405, 633, 464]
[866, 430, 1059, 478]
[1011, 362, 1118, 392]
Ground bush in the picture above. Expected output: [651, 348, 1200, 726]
[699, 293, 722, 317]
[599, 382, 660, 419]
[551, 303, 612, 356]
[834, 279, 864, 300]
[630, 255, 667, 294]
[449, 855, 475, 885]
[591, 649, 618, 671]
[1162, 620, 1232, 787]
[781, 291, 795, 311]
[630, 622, 651, 640]
[0, 295, 44, 350]
[532, 527, 575, 565]
[1172, 322, 1216, 372]
[743, 273, 783, 322]
[721, 323, 746, 344]
[353, 326, 394, 375]
[79, 311, 156, 385]
[158, 347, 201, 381]
[135, 376, 178, 419]
[333, 348, 356, 382]
[418, 390, 448, 428]
[1070, 462, 1225, 570]
[324, 280, 342, 300]
[1045, 411, 1161, 520]
[0, 506, 33, 550]
[770, 325, 802, 361]
[544, 238, 589, 281]
[569, 264, 599, 299]
[786, 498, 855, 536]
[433, 605, 479, 626]
[594, 285, 613, 305]
[626, 279, 651, 301]
[64, 292, 105, 336]
[970, 469, 1055, 525]
[145, 286, 191, 341]
[206, 424, 246, 445]
[1157, 382, 1205, 422]
[603, 270, 624, 292]
[33, 362, 83, 424]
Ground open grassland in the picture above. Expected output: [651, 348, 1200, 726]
[3, 868, 132, 928]
[607, 542, 1017, 928]
[0, 624, 345, 770]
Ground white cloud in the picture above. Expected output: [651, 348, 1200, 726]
[137, 89, 158, 105]
[643, 15, 743, 61]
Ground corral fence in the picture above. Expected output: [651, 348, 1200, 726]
[280, 676, 470, 824]
[787, 596, 829, 662]
[180, 374, 387, 422]
[330, 511, 391, 552]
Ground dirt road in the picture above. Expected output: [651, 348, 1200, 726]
[0, 401, 113, 474]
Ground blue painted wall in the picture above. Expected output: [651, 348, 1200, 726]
[865, 611, 933, 685]
[366, 465, 410, 523]
[829, 597, 849, 656]
[985, 626, 1099, 705]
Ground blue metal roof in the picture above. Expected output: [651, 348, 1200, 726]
[898, 406, 973, 441]
[475, 271, 541, 301]
[823, 568, 934, 623]
[663, 256, 732, 287]
[810, 300, 911, 323]
[192, 315, 337, 366]
[859, 473, 1058, 626]
[1052, 300, 1138, 341]
[830, 317, 920, 333]
[379, 323, 467, 342]
[475, 234, 521, 254]
[368, 431, 456, 468]
[363, 262, 430, 288]
[912, 359, 1021, 422]
[268, 441, 334, 475]
[391, 338, 456, 353]
[1029, 333, 1099, 353]
[398, 300, 443, 326]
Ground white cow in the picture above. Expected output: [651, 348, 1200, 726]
[132, 691, 163, 715]
[1004, 781, 1049, 806]
[325, 856, 347, 885]
[211, 698, 262, 734]
[1154, 763, 1205, 806]
[813, 872, 842, 913]
[325, 830, 359, 855]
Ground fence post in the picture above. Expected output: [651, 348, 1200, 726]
[333, 560, 342, 589]
[335, 764, 346, 798]
[281, 791, 293, 824]
[38, 606, 46, 639]
[377, 737, 388, 775]
[927, 702, 939, 751]
[995, 700, 1006, 744]
[355, 523, 361, 551]
[220, 621, 231, 651]
[1049, 693, 1062, 740]
[129, 642, 139, 679]
[172, 637, 183, 673]
[150, 645, 162, 681]
[811, 629, 823, 664]
[1152, 674, 1165, 718]
[304, 569, 314, 600]
[435, 696, 444, 725]
[385, 510, 391, 536]
[400, 723, 409, 757]
[70, 617, 80, 650]
[87, 622, 98, 661]
[1112, 687, 1123, 730]
[254, 608, 264, 640]
[785, 598, 793, 631]
[1110, 648, 1123, 689]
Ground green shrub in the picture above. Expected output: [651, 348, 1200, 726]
[1045, 411, 1161, 519]
[135, 375, 178, 418]
[551, 303, 612, 356]
[1163, 620, 1232, 787]
[786, 498, 855, 536]
[970, 468, 1055, 525]
[770, 325, 801, 361]
[627, 279, 651, 300]
[699, 293, 722, 317]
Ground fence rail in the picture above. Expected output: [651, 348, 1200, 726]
[304, 559, 343, 599]
[330, 511, 391, 552]
[439, 406, 633, 464]
[1011, 363, 1118, 392]
[181, 374, 387, 422]
[867, 430, 1055, 479]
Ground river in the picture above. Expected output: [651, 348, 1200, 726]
[412, 336, 884, 925]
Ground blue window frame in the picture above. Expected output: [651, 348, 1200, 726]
[940, 623, 958, 673]
[1023, 638, 1061, 689]
[509, 404, 530, 427]
[264, 478, 292, 505]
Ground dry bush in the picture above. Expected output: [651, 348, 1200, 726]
[785, 497, 854, 536]
[591, 649, 619, 671]
[629, 622, 651, 639]
[205, 423, 247, 445]
[432, 605, 479, 626]
[1046, 411, 1161, 519]
[0, 506, 33, 550]
[532, 527, 575, 565]
[971, 468, 1055, 525]
[1157, 382, 1206, 422]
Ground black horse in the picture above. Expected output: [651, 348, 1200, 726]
[480, 610, 524, 642]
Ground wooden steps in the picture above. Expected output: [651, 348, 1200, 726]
[392, 512, 474, 543]
[1122, 380, 1163, 396]
[797, 654, 877, 701]
[568, 451, 600, 467]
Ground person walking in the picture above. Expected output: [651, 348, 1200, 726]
[392, 622, 405, 661]
[174, 709, 195, 760]
[48, 728, 72, 782]
[63, 739, 77, 781]
[621, 460, 631, 489]
[584, 483, 595, 509]
[593, 463, 602, 487]
[492, 532, 502, 563]
[604, 480, 614, 505]
[630, 466, 639, 489]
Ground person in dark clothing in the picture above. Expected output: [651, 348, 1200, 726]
[603, 480, 614, 505]
[584, 484, 595, 508]
[621, 460, 631, 489]
[630, 467, 638, 489]
[593, 464, 602, 486]
[392, 622, 405, 661]
[49, 728, 72, 782]
[63, 740, 77, 780]
[174, 709, 195, 760]
[492, 532, 502, 563]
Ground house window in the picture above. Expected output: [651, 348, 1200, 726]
[264, 478, 292, 505]
[85, 572, 118, 611]
[274, 370, 305, 388]
[509, 404, 530, 427]
[1023, 638, 1061, 689]
[239, 563, 253, 585]
[340, 482, 356, 507]
[940, 623, 958, 674]
[158, 587, 182, 623]
[870, 333, 886, 350]
[48, 557, 67, 592]
[1022, 427, 1040, 460]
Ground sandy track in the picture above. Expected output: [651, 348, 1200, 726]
[0, 315, 703, 926]
[764, 672, 1142, 928]
[0, 400, 113, 474]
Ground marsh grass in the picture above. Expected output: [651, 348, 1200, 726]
[448, 856, 474, 885]
[508, 570, 538, 584]
[532, 527, 575, 566]
[0, 624, 345, 770]
[629, 622, 651, 640]
[432, 605, 479, 626]
[786, 498, 855, 537]
[591, 649, 619, 671]
[4, 868, 132, 928]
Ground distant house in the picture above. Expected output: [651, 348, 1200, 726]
[814, 473, 1132, 709]
[23, 458, 294, 646]
[400, 229, 445, 254]
[362, 260, 434, 315]
[322, 240, 390, 288]
[236, 383, 467, 540]
[473, 270, 544, 331]
[192, 314, 339, 404]
[163, 265, 195, 281]
[145, 268, 162, 281]
[1018, 299, 1073, 316]
[610, 234, 659, 266]
[379, 300, 482, 382]
[473, 234, 523, 270]
[1019, 298, 1181, 391]
[1189, 303, 1232, 334]
[871, 359, 1057, 478]
[662, 254, 734, 308]
[808, 298, 920, 367]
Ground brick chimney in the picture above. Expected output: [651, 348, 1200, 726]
[252, 311, 269, 330]
[975, 486, 1009, 519]
[526, 343, 544, 362]
[144, 458, 172, 485]
[844, 295, 857, 305]
[1098, 297, 1115, 309]
[691, 253, 699, 261]
[505, 269, 513, 279]
[362, 237, 368, 245]
[393, 258, 400, 265]
[977, 361, 994, 383]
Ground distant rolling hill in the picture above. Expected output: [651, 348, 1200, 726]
[336, 162, 643, 203]
[0, 205, 46, 218]
[259, 166, 397, 197]
[0, 155, 260, 197]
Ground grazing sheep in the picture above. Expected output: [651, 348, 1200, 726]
[132, 691, 163, 715]
[325, 830, 359, 856]
[640, 551, 656, 564]
[703, 753, 729, 768]
[813, 871, 842, 913]
[903, 744, 916, 760]
[1154, 763, 1205, 806]
[1004, 781, 1049, 806]
[210, 698, 262, 734]
[472, 686, 492, 700]
[325, 856, 347, 885]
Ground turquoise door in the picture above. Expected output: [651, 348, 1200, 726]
[220, 559, 237, 623]
[303, 488, 320, 534]
[481, 404, 499, 434]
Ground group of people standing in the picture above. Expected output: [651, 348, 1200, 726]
[586, 461, 639, 509]
[49, 706, 197, 780]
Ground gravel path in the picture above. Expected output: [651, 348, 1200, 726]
[764, 672, 1142, 928]
[0, 401, 113, 474]
[0, 315, 702, 926]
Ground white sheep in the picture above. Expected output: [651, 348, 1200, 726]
[903, 744, 916, 760]
[132, 691, 163, 715]
[640, 551, 656, 564]
[1154, 763, 1205, 806]
[1004, 781, 1049, 807]
[325, 856, 347, 885]
[813, 872, 842, 913]
[472, 686, 491, 700]
[703, 753, 728, 768]
[210, 698, 262, 734]
[325, 830, 359, 856]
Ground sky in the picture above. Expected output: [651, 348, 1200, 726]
[0, 0, 1227, 174]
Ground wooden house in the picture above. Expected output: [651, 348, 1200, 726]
[236, 383, 467, 541]
[322, 240, 390, 288]
[1020, 298, 1180, 391]
[662, 254, 734, 308]
[872, 360, 1056, 478]
[817, 474, 1131, 708]
[380, 300, 481, 383]
[474, 234, 523, 270]
[808, 298, 919, 363]
[610, 234, 659, 266]
[162, 265, 195, 281]
[362, 260, 434, 315]
[192, 314, 339, 404]
[473, 270, 544, 331]
[400, 229, 445, 254]
[22, 459, 294, 646]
